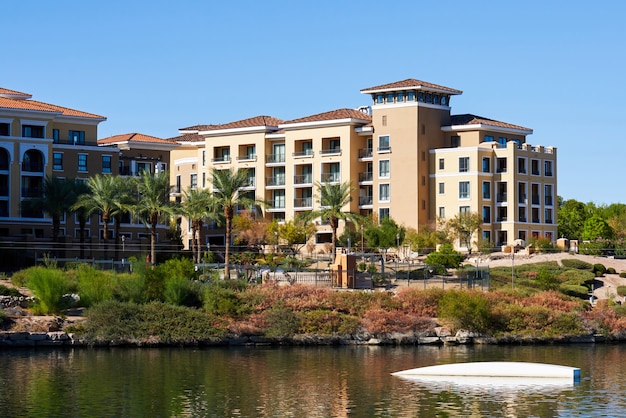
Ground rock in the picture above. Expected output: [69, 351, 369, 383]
[434, 327, 452, 337]
[418, 336, 442, 345]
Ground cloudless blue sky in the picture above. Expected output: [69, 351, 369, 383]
[3, 1, 626, 204]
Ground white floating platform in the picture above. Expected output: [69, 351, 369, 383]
[392, 362, 580, 383]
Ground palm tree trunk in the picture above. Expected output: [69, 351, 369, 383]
[196, 220, 204, 264]
[102, 215, 109, 260]
[225, 207, 233, 279]
[151, 222, 157, 266]
[190, 223, 197, 264]
[330, 217, 338, 263]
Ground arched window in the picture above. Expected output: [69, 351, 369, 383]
[22, 149, 44, 172]
[0, 148, 9, 170]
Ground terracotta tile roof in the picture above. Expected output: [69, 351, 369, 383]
[283, 108, 372, 124]
[0, 88, 31, 98]
[449, 114, 532, 132]
[98, 133, 175, 145]
[360, 78, 462, 94]
[168, 132, 205, 143]
[0, 88, 105, 120]
[181, 115, 283, 132]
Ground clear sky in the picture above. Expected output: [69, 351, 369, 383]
[3, 1, 625, 204]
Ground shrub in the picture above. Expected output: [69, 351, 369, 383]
[620, 272, 626, 278]
[114, 273, 146, 303]
[438, 290, 492, 332]
[203, 282, 245, 316]
[607, 267, 617, 274]
[425, 244, 464, 268]
[263, 303, 300, 338]
[76, 265, 114, 307]
[557, 269, 595, 287]
[299, 309, 360, 335]
[593, 264, 607, 277]
[559, 284, 590, 299]
[361, 309, 434, 334]
[561, 259, 593, 270]
[164, 275, 202, 307]
[396, 288, 444, 317]
[24, 266, 70, 314]
[617, 286, 626, 297]
[535, 267, 559, 291]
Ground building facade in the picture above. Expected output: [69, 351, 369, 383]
[170, 78, 557, 252]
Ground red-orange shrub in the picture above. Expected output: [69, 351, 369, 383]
[396, 288, 444, 317]
[361, 308, 434, 334]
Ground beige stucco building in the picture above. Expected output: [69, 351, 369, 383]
[169, 78, 557, 252]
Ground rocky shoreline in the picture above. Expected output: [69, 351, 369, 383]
[0, 329, 617, 348]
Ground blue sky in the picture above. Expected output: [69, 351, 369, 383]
[4, 1, 626, 204]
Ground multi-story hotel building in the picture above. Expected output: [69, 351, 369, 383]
[170, 78, 557, 252]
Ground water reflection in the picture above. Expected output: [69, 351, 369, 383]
[0, 345, 625, 417]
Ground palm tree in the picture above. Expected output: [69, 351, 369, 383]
[72, 175, 124, 259]
[34, 176, 76, 243]
[307, 181, 364, 259]
[69, 179, 91, 259]
[131, 170, 177, 266]
[211, 168, 260, 279]
[181, 187, 219, 263]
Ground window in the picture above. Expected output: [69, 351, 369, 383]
[496, 158, 507, 173]
[53, 153, 63, 170]
[68, 130, 85, 145]
[482, 181, 491, 199]
[202, 150, 206, 166]
[379, 208, 389, 221]
[439, 182, 445, 194]
[451, 136, 460, 148]
[519, 206, 527, 222]
[273, 190, 285, 209]
[407, 91, 415, 101]
[482, 157, 490, 173]
[102, 155, 111, 174]
[379, 184, 390, 202]
[190, 173, 197, 189]
[459, 206, 470, 214]
[378, 135, 390, 152]
[517, 157, 526, 174]
[433, 94, 440, 105]
[78, 154, 87, 172]
[459, 181, 470, 199]
[483, 231, 491, 242]
[482, 206, 491, 223]
[176, 175, 181, 193]
[397, 92, 404, 102]
[498, 137, 507, 146]
[545, 208, 553, 224]
[531, 159, 540, 175]
[52, 129, 59, 142]
[386, 93, 394, 103]
[438, 207, 445, 218]
[439, 158, 444, 170]
[379, 160, 390, 177]
[418, 92, 424, 102]
[484, 135, 494, 142]
[459, 157, 469, 172]
[544, 160, 553, 176]
[544, 184, 553, 206]
[0, 123, 9, 136]
[202, 172, 206, 188]
[22, 125, 44, 138]
[376, 94, 384, 104]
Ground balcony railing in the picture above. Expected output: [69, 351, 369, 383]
[545, 196, 553, 205]
[532, 194, 540, 205]
[266, 154, 286, 164]
[496, 166, 507, 173]
[22, 187, 43, 197]
[212, 156, 231, 163]
[532, 217, 540, 223]
[358, 148, 373, 159]
[358, 172, 373, 182]
[532, 168, 540, 175]
[545, 170, 553, 176]
[266, 176, 285, 186]
[243, 178, 256, 188]
[236, 154, 257, 161]
[518, 193, 527, 202]
[293, 150, 314, 158]
[519, 217, 527, 222]
[269, 202, 286, 210]
[546, 218, 553, 224]
[359, 196, 373, 206]
[0, 185, 7, 197]
[497, 193, 507, 203]
[294, 174, 313, 185]
[320, 148, 341, 155]
[321, 173, 340, 183]
[496, 217, 507, 222]
[294, 197, 313, 208]
[22, 161, 44, 172]
[377, 146, 391, 152]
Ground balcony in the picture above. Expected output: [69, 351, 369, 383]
[545, 170, 553, 176]
[546, 218, 553, 224]
[320, 148, 341, 156]
[294, 174, 313, 185]
[321, 173, 340, 183]
[496, 217, 507, 222]
[519, 217, 527, 222]
[532, 194, 540, 205]
[358, 148, 373, 159]
[497, 193, 507, 203]
[496, 166, 507, 174]
[358, 172, 373, 182]
[294, 197, 313, 208]
[532, 217, 540, 223]
[518, 193, 527, 203]
[545, 196, 553, 205]
[22, 161, 44, 172]
[243, 178, 256, 188]
[266, 154, 285, 164]
[359, 195, 373, 206]
[265, 176, 285, 187]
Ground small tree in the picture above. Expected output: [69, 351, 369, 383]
[279, 215, 316, 255]
[425, 244, 464, 268]
[444, 212, 482, 254]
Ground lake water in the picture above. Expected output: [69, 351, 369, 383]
[0, 344, 624, 417]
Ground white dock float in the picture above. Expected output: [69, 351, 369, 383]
[392, 362, 580, 383]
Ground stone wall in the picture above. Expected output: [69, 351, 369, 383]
[0, 331, 82, 347]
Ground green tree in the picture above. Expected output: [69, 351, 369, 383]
[444, 211, 482, 254]
[424, 244, 464, 268]
[305, 181, 364, 258]
[72, 175, 125, 258]
[279, 215, 316, 254]
[181, 187, 219, 263]
[131, 170, 178, 266]
[582, 215, 614, 241]
[403, 225, 443, 254]
[211, 168, 261, 278]
[558, 198, 588, 240]
[69, 179, 91, 259]
[364, 218, 404, 251]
